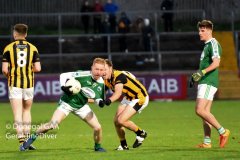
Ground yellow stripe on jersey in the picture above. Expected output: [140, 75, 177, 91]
[104, 70, 148, 105]
[2, 40, 39, 88]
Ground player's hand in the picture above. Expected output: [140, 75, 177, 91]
[98, 100, 105, 108]
[189, 77, 195, 88]
[192, 70, 206, 82]
[61, 86, 73, 95]
[105, 99, 112, 106]
[95, 99, 105, 108]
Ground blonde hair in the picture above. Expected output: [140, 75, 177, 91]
[92, 57, 105, 65]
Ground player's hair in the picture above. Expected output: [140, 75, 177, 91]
[92, 57, 105, 65]
[13, 24, 28, 35]
[105, 59, 113, 68]
[197, 20, 213, 30]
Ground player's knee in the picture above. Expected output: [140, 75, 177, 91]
[93, 124, 102, 132]
[195, 107, 204, 116]
[114, 116, 121, 126]
[117, 117, 125, 126]
[114, 118, 119, 125]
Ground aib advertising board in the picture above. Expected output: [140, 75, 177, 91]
[0, 74, 187, 101]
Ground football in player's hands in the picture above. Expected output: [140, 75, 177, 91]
[65, 78, 81, 94]
[61, 86, 73, 95]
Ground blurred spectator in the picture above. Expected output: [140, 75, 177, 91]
[93, 0, 104, 34]
[161, 0, 174, 32]
[131, 17, 144, 65]
[101, 14, 111, 52]
[131, 16, 144, 33]
[117, 12, 131, 53]
[131, 16, 144, 48]
[142, 18, 155, 62]
[104, 0, 119, 33]
[81, 0, 92, 34]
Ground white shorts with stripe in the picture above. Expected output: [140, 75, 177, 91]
[57, 100, 92, 119]
[197, 84, 217, 100]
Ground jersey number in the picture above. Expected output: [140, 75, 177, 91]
[17, 51, 27, 67]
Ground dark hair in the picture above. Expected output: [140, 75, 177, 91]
[14, 24, 28, 35]
[105, 59, 113, 68]
[197, 20, 213, 30]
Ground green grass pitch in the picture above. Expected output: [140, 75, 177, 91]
[0, 100, 240, 160]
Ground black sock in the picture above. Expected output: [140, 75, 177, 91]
[135, 128, 143, 136]
[120, 139, 128, 147]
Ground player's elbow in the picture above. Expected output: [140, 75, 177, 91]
[2, 69, 8, 77]
[2, 63, 9, 77]
[213, 58, 220, 68]
[33, 67, 41, 72]
[213, 61, 220, 68]
[113, 92, 122, 100]
[215, 63, 220, 68]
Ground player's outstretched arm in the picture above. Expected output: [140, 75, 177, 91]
[105, 83, 123, 106]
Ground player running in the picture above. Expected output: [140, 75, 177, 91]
[22, 58, 106, 152]
[191, 20, 230, 148]
[102, 59, 149, 150]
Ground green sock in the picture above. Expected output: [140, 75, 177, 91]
[217, 127, 225, 135]
[31, 133, 38, 140]
[203, 137, 211, 144]
[95, 143, 101, 149]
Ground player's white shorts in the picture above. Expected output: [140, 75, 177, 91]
[120, 96, 149, 113]
[197, 84, 217, 100]
[58, 100, 92, 119]
[8, 87, 34, 100]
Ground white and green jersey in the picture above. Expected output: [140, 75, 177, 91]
[199, 38, 222, 88]
[59, 71, 105, 109]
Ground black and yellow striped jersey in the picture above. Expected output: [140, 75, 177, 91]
[2, 40, 40, 88]
[104, 70, 148, 105]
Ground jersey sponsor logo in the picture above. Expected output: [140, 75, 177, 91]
[97, 86, 102, 92]
[92, 83, 97, 88]
[87, 81, 92, 85]
[16, 44, 27, 49]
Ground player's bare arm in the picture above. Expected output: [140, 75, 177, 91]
[204, 57, 220, 73]
[33, 62, 41, 72]
[2, 62, 9, 77]
[109, 83, 123, 102]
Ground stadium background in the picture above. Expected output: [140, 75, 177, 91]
[1, 1, 240, 159]
[0, 0, 240, 101]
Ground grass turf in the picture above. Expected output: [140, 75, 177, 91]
[0, 100, 240, 160]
